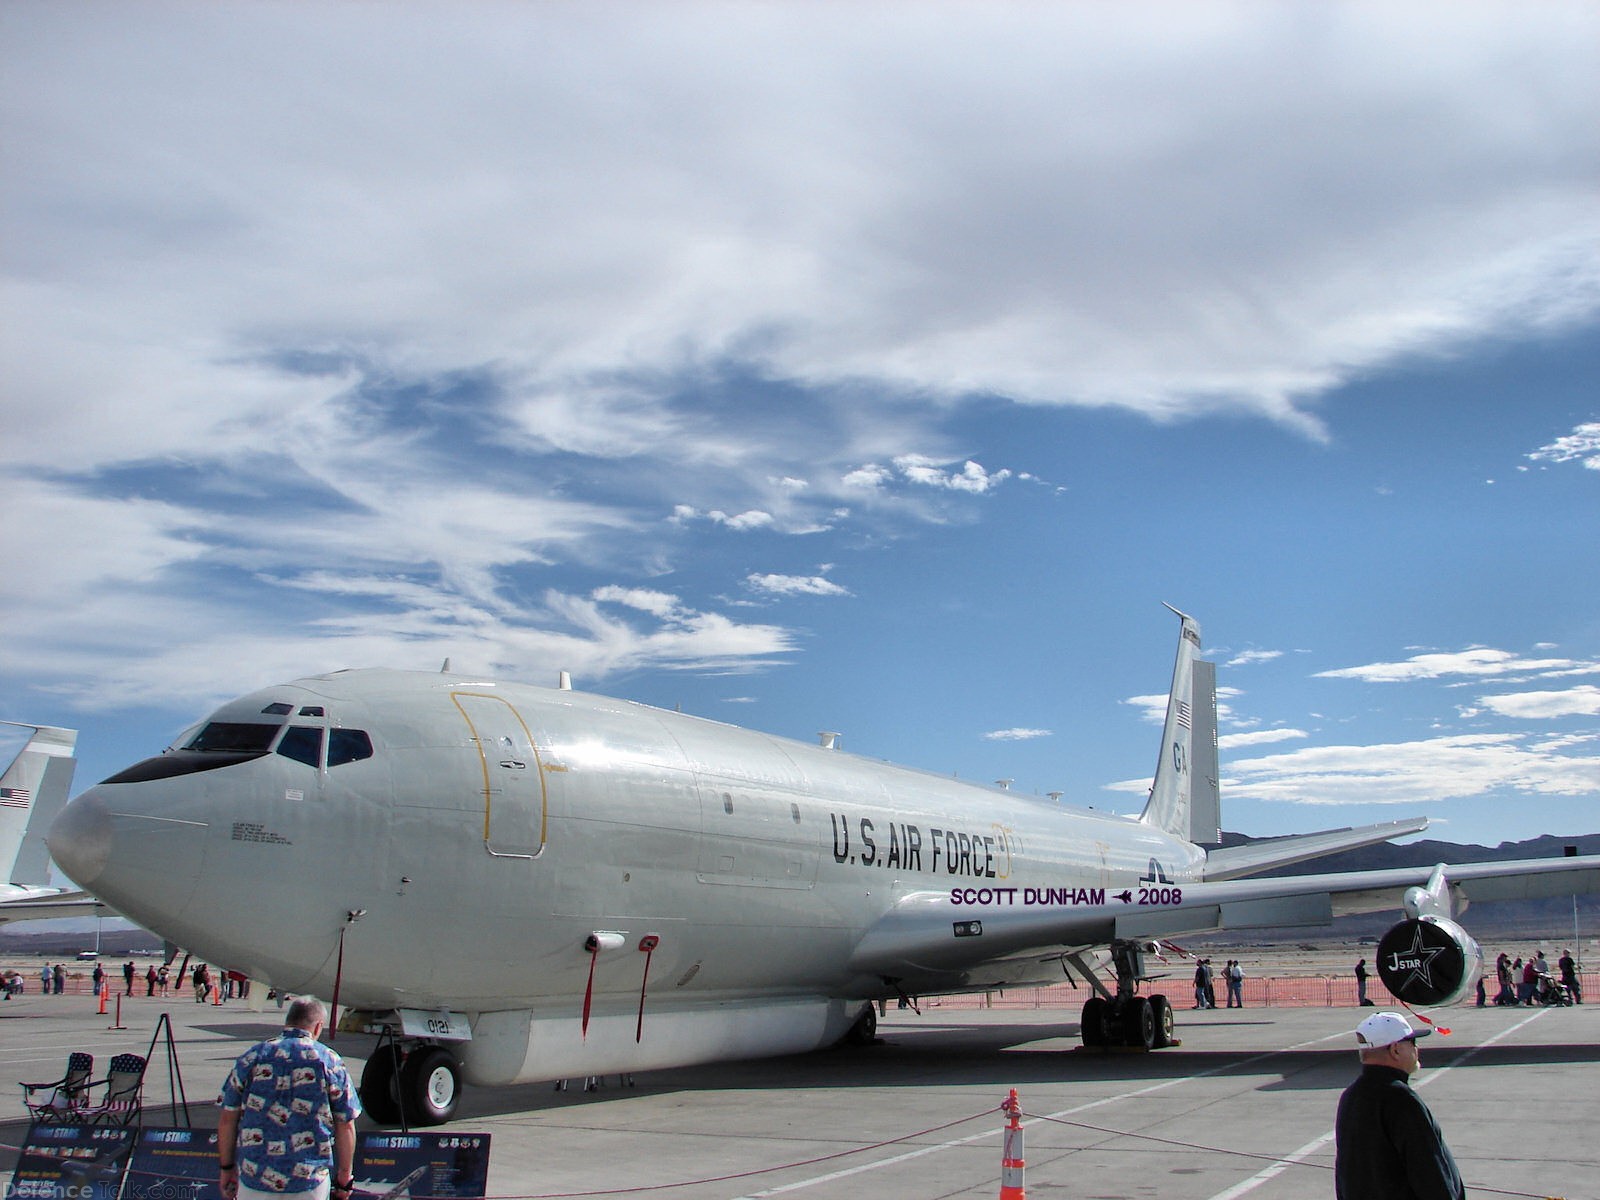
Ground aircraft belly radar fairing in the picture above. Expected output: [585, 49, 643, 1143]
[46, 611, 1600, 1124]
[0, 721, 104, 922]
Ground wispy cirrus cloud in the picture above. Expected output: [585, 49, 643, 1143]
[984, 727, 1052, 742]
[745, 572, 852, 599]
[1315, 648, 1596, 683]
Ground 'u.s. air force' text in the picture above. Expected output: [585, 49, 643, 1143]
[830, 813, 1005, 878]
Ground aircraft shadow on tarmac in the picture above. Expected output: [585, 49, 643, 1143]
[435, 1022, 1600, 1122]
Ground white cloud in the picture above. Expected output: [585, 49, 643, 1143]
[591, 586, 683, 619]
[1527, 422, 1600, 471]
[894, 455, 1013, 494]
[1226, 649, 1283, 667]
[1477, 685, 1600, 719]
[1218, 733, 1600, 806]
[1217, 728, 1308, 750]
[745, 572, 852, 598]
[711, 510, 775, 531]
[983, 728, 1053, 742]
[1315, 648, 1591, 683]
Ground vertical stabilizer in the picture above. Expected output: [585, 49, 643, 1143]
[1139, 608, 1203, 839]
[1189, 658, 1220, 844]
[0, 723, 78, 886]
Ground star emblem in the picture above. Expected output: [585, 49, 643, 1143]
[1384, 923, 1448, 993]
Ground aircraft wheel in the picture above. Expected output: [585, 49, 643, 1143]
[1123, 996, 1156, 1050]
[1148, 994, 1174, 1048]
[845, 1004, 878, 1045]
[358, 1046, 403, 1126]
[1081, 996, 1109, 1048]
[401, 1047, 461, 1126]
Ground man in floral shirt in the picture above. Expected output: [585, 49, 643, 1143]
[217, 997, 361, 1200]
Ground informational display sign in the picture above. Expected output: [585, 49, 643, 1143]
[122, 1127, 224, 1200]
[6, 1127, 492, 1200]
[354, 1132, 492, 1200]
[5, 1126, 136, 1200]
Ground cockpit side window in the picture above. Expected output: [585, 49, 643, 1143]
[328, 729, 373, 767]
[276, 726, 324, 768]
[187, 723, 280, 753]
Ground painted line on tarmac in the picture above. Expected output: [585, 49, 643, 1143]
[733, 1032, 1347, 1199]
[1201, 1007, 1552, 1200]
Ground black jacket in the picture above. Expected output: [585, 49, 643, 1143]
[1335, 1064, 1464, 1200]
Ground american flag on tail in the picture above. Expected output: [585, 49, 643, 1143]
[0, 787, 31, 808]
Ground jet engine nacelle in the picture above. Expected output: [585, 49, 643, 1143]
[1375, 915, 1482, 1007]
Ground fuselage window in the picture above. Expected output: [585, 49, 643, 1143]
[276, 726, 324, 768]
[188, 723, 280, 753]
[328, 729, 374, 767]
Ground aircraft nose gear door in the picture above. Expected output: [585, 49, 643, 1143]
[453, 693, 547, 859]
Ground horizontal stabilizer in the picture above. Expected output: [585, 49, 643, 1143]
[0, 890, 104, 924]
[1202, 818, 1429, 881]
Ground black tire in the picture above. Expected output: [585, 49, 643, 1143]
[845, 1005, 878, 1046]
[358, 1046, 403, 1126]
[1081, 996, 1109, 1048]
[401, 1047, 461, 1126]
[1123, 996, 1156, 1050]
[1149, 994, 1174, 1048]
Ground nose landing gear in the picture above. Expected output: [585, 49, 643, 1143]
[358, 1041, 462, 1126]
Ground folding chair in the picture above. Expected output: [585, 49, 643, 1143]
[21, 1051, 94, 1125]
[78, 1053, 146, 1127]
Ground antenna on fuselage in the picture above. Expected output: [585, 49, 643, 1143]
[440, 658, 451, 673]
[558, 671, 572, 691]
[819, 731, 840, 750]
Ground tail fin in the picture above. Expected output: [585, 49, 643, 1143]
[0, 722, 78, 886]
[1138, 607, 1217, 841]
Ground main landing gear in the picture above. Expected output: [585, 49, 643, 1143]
[358, 1043, 462, 1126]
[1075, 941, 1175, 1052]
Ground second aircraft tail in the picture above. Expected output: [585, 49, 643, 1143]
[0, 722, 78, 886]
[1138, 607, 1219, 844]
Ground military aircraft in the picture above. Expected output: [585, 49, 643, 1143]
[0, 720, 103, 921]
[47, 610, 1600, 1124]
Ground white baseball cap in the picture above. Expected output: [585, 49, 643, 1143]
[1355, 1011, 1431, 1049]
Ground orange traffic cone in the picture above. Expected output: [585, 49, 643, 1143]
[96, 984, 107, 1016]
[1000, 1088, 1025, 1200]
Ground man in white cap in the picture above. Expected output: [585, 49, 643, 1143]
[1335, 1011, 1464, 1200]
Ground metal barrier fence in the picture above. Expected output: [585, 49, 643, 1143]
[920, 971, 1598, 1011]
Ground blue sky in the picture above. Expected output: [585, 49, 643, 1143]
[2, 2, 1598, 860]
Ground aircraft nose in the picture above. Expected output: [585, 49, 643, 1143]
[48, 789, 113, 889]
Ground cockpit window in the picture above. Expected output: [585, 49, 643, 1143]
[187, 723, 280, 753]
[260, 702, 294, 715]
[276, 726, 324, 768]
[328, 729, 373, 767]
[299, 706, 326, 717]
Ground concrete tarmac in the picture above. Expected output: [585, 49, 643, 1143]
[3, 989, 1596, 1200]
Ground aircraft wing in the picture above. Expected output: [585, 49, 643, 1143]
[849, 854, 1600, 977]
[0, 889, 106, 925]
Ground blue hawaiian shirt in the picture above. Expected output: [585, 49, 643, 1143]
[218, 1028, 362, 1193]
